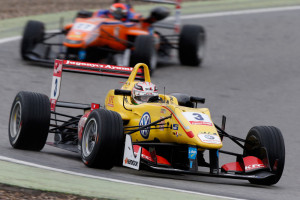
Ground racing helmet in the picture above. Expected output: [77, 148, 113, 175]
[132, 82, 158, 104]
[109, 3, 128, 21]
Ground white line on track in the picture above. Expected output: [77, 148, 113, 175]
[179, 5, 300, 20]
[0, 36, 21, 44]
[0, 155, 244, 200]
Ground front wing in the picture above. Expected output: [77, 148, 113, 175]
[122, 134, 275, 182]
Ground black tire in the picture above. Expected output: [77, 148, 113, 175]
[9, 91, 50, 151]
[179, 25, 206, 66]
[244, 126, 285, 185]
[21, 20, 45, 60]
[81, 109, 124, 169]
[130, 35, 157, 73]
[169, 93, 194, 108]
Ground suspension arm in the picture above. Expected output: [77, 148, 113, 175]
[125, 115, 172, 134]
[214, 124, 245, 149]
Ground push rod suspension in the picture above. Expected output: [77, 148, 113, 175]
[214, 124, 245, 149]
[51, 111, 80, 119]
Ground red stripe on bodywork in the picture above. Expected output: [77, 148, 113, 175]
[133, 145, 171, 166]
[133, 145, 154, 162]
[221, 156, 267, 173]
[162, 106, 194, 138]
[156, 155, 171, 166]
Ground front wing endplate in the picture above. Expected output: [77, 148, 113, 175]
[123, 135, 141, 170]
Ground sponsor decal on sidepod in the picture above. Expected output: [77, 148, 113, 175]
[139, 112, 151, 139]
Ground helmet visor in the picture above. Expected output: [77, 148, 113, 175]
[135, 95, 153, 103]
[112, 7, 126, 20]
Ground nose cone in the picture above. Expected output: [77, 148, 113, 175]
[173, 106, 223, 149]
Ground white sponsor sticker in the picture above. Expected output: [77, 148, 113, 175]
[245, 164, 265, 171]
[50, 77, 61, 99]
[123, 135, 141, 170]
[64, 60, 134, 71]
[198, 134, 221, 144]
[182, 112, 213, 126]
[73, 23, 96, 31]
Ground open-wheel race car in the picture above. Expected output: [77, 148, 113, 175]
[21, 0, 206, 73]
[9, 59, 285, 185]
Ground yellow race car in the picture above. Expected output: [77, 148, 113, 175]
[8, 59, 285, 185]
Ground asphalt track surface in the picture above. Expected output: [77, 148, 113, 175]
[1, 8, 300, 200]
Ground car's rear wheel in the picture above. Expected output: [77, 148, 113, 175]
[81, 109, 124, 169]
[21, 20, 45, 60]
[178, 25, 206, 66]
[244, 126, 285, 185]
[130, 35, 157, 73]
[9, 91, 50, 151]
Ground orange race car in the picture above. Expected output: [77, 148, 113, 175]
[20, 0, 206, 72]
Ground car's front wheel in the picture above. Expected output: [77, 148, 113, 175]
[244, 126, 285, 185]
[81, 109, 124, 169]
[178, 25, 206, 66]
[130, 35, 157, 73]
[21, 20, 45, 60]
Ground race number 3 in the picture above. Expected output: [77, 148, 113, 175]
[182, 112, 213, 126]
[193, 113, 204, 120]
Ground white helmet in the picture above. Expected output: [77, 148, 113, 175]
[132, 82, 158, 104]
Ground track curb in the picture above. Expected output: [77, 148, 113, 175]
[0, 156, 240, 200]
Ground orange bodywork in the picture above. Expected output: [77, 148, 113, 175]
[63, 14, 158, 50]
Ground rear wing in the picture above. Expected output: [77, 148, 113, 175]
[50, 59, 144, 111]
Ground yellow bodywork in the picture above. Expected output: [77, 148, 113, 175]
[105, 63, 223, 150]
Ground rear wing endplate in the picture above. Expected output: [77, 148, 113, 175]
[50, 59, 144, 111]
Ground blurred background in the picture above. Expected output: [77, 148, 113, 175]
[0, 0, 203, 19]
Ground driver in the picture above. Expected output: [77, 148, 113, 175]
[132, 82, 158, 105]
[97, 3, 141, 22]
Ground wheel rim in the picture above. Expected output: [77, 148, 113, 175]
[244, 134, 262, 158]
[9, 101, 22, 144]
[82, 118, 98, 157]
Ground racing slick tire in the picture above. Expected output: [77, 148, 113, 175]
[9, 91, 50, 151]
[81, 109, 124, 169]
[130, 35, 157, 73]
[178, 25, 206, 66]
[21, 20, 45, 60]
[244, 126, 285, 185]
